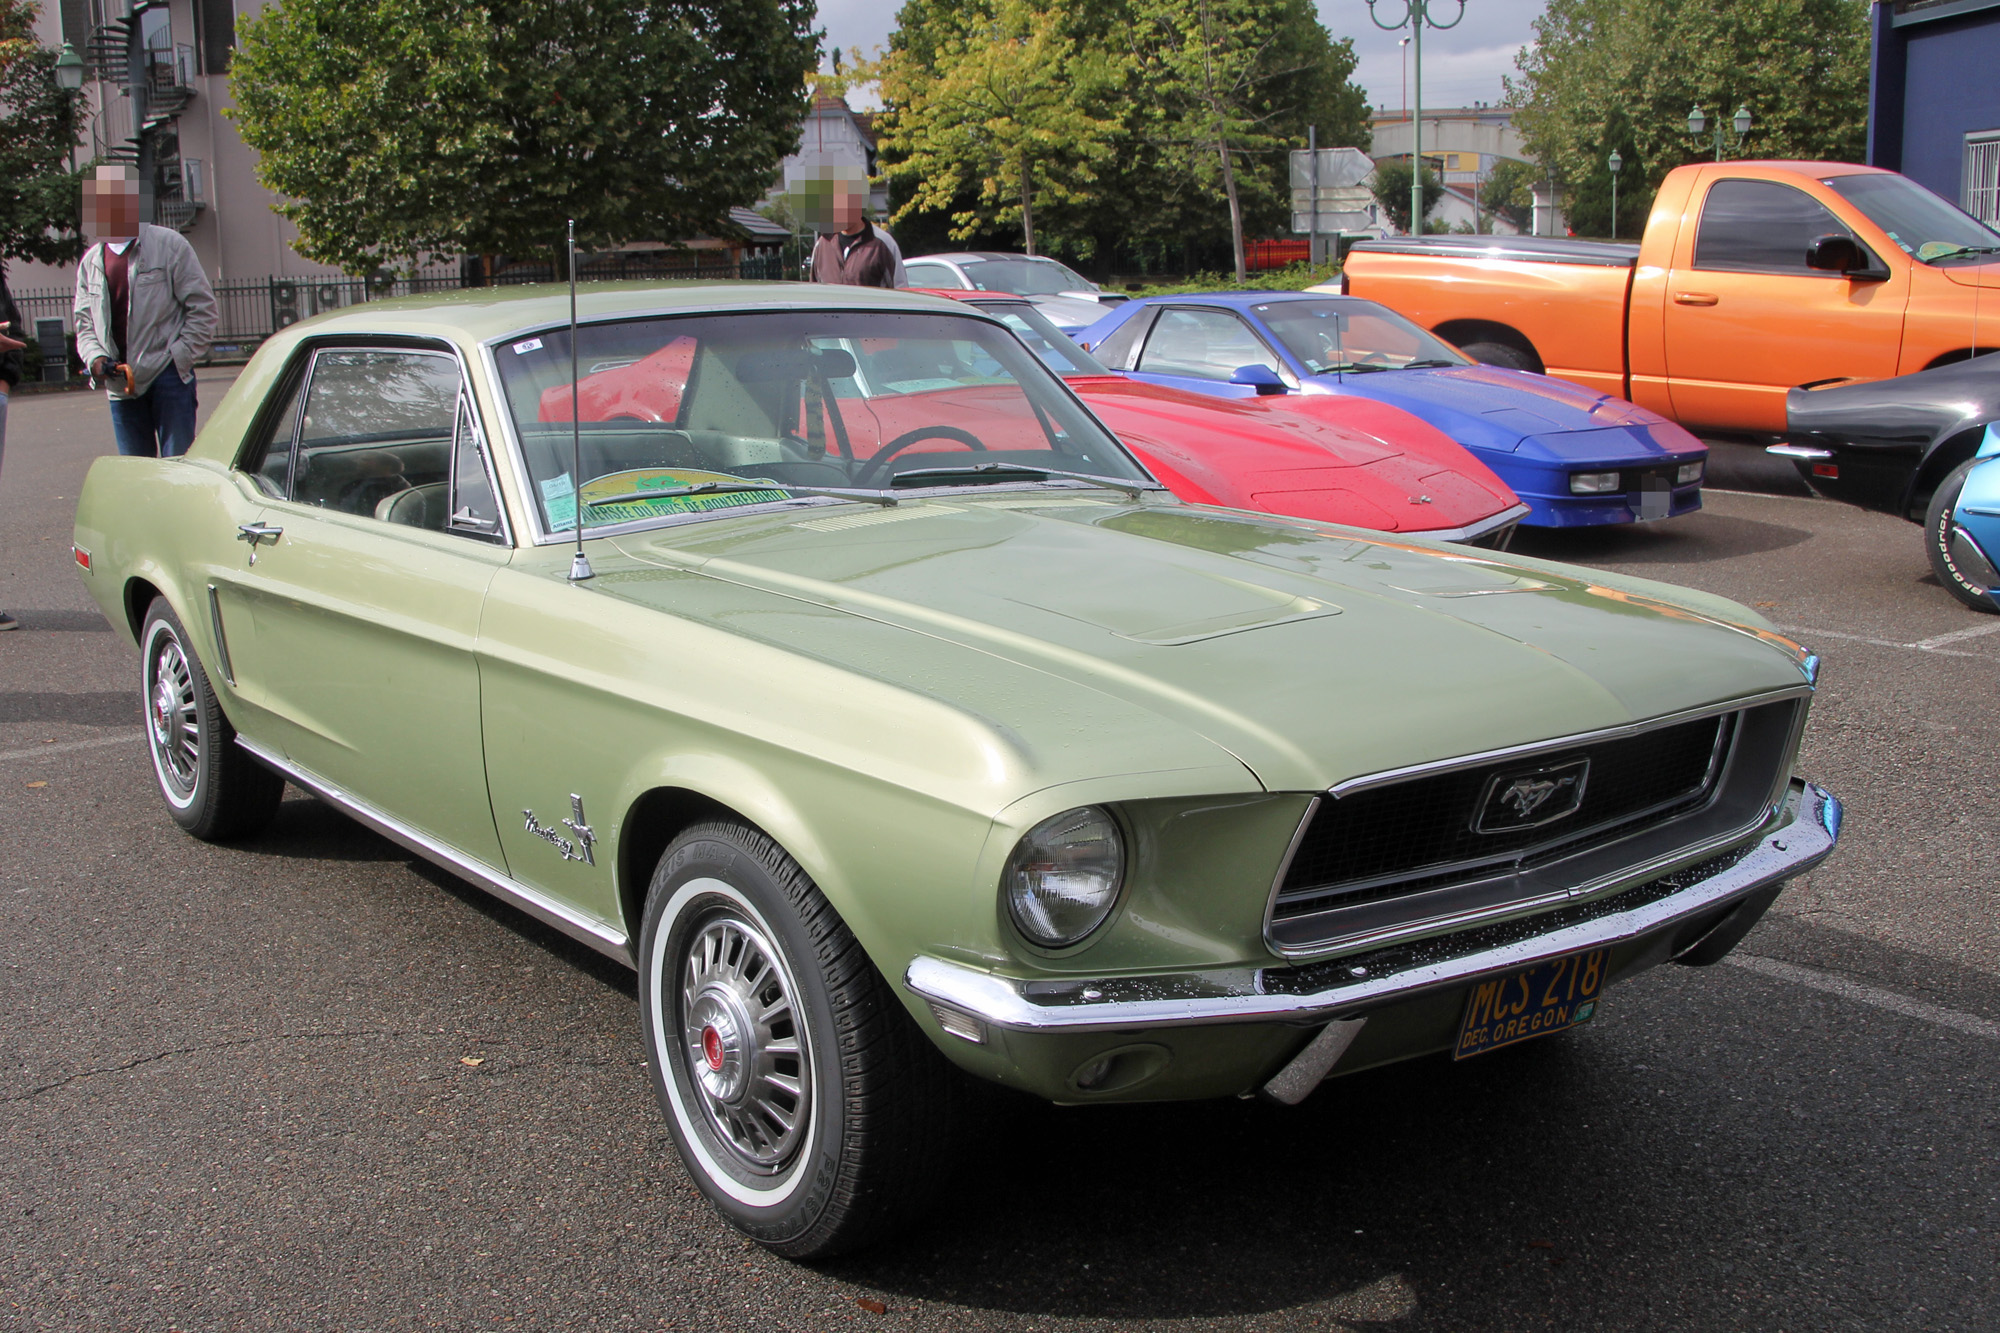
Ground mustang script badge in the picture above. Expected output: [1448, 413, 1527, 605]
[523, 794, 597, 865]
[1473, 758, 1590, 833]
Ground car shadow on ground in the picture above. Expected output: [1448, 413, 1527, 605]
[1512, 510, 1812, 567]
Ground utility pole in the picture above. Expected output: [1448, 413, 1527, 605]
[1369, 0, 1465, 237]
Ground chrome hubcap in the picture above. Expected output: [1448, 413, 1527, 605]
[679, 914, 810, 1172]
[148, 633, 200, 796]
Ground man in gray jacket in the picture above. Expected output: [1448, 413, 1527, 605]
[72, 166, 217, 458]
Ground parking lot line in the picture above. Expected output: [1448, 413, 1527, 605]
[1726, 953, 2000, 1040]
[1911, 620, 2000, 650]
[1778, 624, 1997, 659]
[0, 731, 144, 763]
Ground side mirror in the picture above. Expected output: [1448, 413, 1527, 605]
[1806, 233, 1873, 277]
[1229, 363, 1289, 395]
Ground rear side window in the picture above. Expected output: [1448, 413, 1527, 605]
[242, 368, 306, 497]
[1693, 179, 1850, 275]
[1137, 307, 1282, 381]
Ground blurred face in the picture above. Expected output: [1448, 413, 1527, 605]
[833, 182, 866, 234]
[82, 174, 141, 241]
[788, 162, 872, 234]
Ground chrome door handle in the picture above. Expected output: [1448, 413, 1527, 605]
[1673, 292, 1719, 306]
[236, 523, 283, 547]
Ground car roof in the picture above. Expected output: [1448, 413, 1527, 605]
[1124, 291, 1345, 309]
[262, 281, 980, 348]
[903, 287, 1032, 305]
[911, 252, 1074, 265]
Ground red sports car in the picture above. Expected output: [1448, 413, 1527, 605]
[537, 291, 1526, 544]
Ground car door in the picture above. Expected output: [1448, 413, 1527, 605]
[224, 342, 514, 866]
[1127, 305, 1295, 399]
[1661, 173, 1908, 432]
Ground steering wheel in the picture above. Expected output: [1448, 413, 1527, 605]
[853, 425, 988, 486]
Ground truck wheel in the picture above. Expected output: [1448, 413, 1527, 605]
[139, 598, 284, 841]
[1459, 341, 1538, 373]
[637, 820, 961, 1258]
[1923, 461, 2000, 613]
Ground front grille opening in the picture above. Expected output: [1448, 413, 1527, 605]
[1273, 712, 1733, 922]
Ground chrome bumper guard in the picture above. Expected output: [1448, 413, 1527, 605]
[905, 781, 1839, 1035]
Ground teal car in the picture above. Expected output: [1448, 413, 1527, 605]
[74, 285, 1840, 1258]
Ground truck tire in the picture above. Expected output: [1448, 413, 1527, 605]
[1459, 341, 1538, 373]
[1923, 460, 2000, 613]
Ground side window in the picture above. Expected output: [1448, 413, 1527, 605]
[1694, 179, 1853, 275]
[241, 364, 306, 497]
[446, 398, 504, 539]
[291, 350, 460, 521]
[904, 261, 960, 289]
[1088, 307, 1157, 370]
[1137, 307, 1281, 381]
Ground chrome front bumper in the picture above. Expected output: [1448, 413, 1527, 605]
[906, 781, 1840, 1036]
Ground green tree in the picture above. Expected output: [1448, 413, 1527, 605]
[876, 0, 1366, 273]
[1479, 158, 1537, 233]
[1369, 159, 1443, 234]
[0, 0, 86, 266]
[1507, 0, 1869, 239]
[869, 0, 1126, 255]
[229, 0, 818, 273]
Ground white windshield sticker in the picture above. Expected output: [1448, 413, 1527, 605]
[541, 472, 576, 529]
[512, 337, 544, 355]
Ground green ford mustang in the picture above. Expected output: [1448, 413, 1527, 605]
[73, 284, 1841, 1257]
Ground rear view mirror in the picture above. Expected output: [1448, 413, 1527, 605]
[1229, 364, 1289, 395]
[1806, 234, 1873, 277]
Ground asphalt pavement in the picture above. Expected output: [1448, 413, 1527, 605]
[2, 380, 1995, 1332]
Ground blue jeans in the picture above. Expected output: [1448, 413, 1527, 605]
[110, 369, 198, 458]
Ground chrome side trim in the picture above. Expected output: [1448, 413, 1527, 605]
[235, 737, 632, 964]
[904, 782, 1838, 1034]
[1766, 444, 1834, 460]
[205, 583, 234, 686]
[1416, 502, 1531, 545]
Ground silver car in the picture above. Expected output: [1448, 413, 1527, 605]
[900, 252, 1127, 332]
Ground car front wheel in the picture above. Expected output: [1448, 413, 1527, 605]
[1923, 460, 2000, 613]
[139, 597, 284, 840]
[638, 820, 960, 1258]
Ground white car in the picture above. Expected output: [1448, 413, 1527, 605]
[900, 251, 1126, 332]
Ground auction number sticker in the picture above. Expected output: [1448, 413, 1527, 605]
[1454, 948, 1607, 1060]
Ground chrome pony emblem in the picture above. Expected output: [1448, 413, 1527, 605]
[1474, 759, 1590, 833]
[523, 794, 597, 865]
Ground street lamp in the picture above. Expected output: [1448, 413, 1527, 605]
[1687, 105, 1752, 162]
[1368, 0, 1467, 236]
[1607, 150, 1622, 239]
[54, 40, 83, 90]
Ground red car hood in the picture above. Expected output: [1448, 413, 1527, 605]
[1066, 376, 1519, 534]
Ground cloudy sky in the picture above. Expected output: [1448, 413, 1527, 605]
[814, 0, 1550, 115]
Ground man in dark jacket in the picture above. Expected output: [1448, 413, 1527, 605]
[810, 175, 895, 288]
[0, 269, 23, 629]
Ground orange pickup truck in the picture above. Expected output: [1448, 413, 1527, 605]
[1339, 161, 2000, 438]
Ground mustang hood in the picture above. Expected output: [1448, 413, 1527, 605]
[607, 496, 1806, 793]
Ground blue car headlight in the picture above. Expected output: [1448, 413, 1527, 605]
[1569, 471, 1621, 495]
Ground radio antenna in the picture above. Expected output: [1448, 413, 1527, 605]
[566, 218, 593, 582]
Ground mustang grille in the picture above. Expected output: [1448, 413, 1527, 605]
[1273, 712, 1734, 924]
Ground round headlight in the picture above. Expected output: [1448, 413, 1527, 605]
[1004, 807, 1125, 948]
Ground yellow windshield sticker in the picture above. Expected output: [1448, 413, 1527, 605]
[577, 468, 791, 527]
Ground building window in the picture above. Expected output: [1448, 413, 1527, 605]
[1966, 132, 2000, 227]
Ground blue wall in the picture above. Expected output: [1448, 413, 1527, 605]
[1870, 0, 2000, 204]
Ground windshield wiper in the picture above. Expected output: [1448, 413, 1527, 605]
[585, 480, 899, 509]
[1401, 358, 1462, 369]
[1316, 361, 1390, 374]
[1925, 243, 2000, 262]
[886, 461, 1167, 501]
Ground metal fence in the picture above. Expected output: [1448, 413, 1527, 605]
[10, 250, 800, 379]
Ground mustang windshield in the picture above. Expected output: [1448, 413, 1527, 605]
[1253, 299, 1470, 374]
[1822, 173, 2000, 265]
[493, 309, 1147, 536]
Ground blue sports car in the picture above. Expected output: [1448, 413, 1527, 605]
[1075, 291, 1707, 528]
[1935, 425, 2000, 613]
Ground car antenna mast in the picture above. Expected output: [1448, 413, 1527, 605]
[567, 218, 594, 583]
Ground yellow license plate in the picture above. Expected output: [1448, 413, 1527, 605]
[1454, 948, 1608, 1060]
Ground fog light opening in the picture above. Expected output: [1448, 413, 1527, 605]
[1066, 1043, 1171, 1095]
